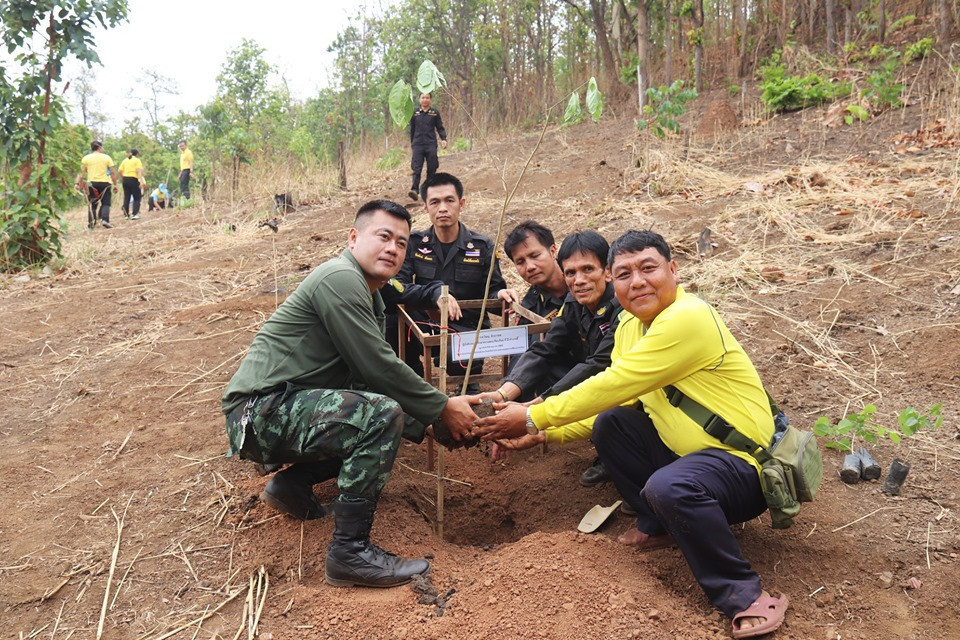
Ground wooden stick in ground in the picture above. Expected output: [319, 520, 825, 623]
[436, 285, 449, 539]
[97, 494, 133, 640]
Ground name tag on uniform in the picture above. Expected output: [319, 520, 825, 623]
[462, 258, 480, 264]
[415, 252, 434, 261]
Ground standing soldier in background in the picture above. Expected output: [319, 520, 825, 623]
[118, 149, 146, 220]
[178, 140, 194, 201]
[407, 92, 447, 201]
[75, 140, 119, 229]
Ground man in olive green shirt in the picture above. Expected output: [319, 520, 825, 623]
[223, 199, 477, 588]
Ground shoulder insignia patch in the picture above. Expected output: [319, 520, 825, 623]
[423, 236, 430, 242]
[466, 242, 474, 249]
[596, 306, 606, 316]
[390, 279, 405, 293]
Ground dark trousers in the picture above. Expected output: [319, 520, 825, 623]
[411, 145, 438, 192]
[122, 177, 142, 216]
[179, 170, 191, 199]
[593, 406, 767, 618]
[87, 182, 112, 225]
[148, 197, 166, 211]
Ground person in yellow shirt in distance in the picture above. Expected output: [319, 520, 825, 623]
[75, 140, 119, 229]
[178, 140, 194, 201]
[117, 148, 146, 220]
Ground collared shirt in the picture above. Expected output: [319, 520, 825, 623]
[517, 284, 565, 325]
[409, 107, 447, 147]
[530, 286, 775, 473]
[395, 222, 506, 331]
[505, 283, 620, 399]
[81, 151, 115, 182]
[222, 250, 448, 425]
[180, 148, 194, 171]
[118, 156, 142, 178]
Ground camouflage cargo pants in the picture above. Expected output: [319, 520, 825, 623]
[225, 387, 405, 501]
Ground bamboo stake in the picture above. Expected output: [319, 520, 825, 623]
[436, 285, 449, 539]
[97, 494, 132, 640]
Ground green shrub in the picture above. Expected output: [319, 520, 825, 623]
[889, 14, 917, 34]
[759, 51, 851, 112]
[864, 59, 904, 109]
[904, 37, 934, 63]
[375, 148, 406, 171]
[636, 80, 698, 138]
[450, 137, 471, 152]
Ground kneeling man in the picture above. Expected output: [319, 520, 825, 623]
[222, 200, 477, 588]
[475, 230, 789, 638]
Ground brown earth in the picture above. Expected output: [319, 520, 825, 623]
[2, 89, 960, 640]
[696, 99, 740, 136]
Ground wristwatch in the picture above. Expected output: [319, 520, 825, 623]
[525, 407, 538, 435]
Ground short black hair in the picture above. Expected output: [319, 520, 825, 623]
[504, 221, 555, 261]
[354, 199, 411, 228]
[608, 230, 671, 267]
[91, 141, 102, 152]
[558, 230, 609, 268]
[130, 148, 139, 156]
[421, 172, 463, 201]
[178, 140, 186, 145]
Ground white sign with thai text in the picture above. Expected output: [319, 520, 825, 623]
[449, 325, 528, 360]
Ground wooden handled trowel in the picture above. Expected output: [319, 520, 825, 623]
[577, 500, 622, 533]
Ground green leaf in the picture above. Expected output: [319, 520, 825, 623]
[563, 91, 582, 126]
[388, 80, 414, 128]
[416, 60, 445, 95]
[586, 76, 603, 122]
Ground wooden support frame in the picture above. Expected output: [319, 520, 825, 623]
[396, 297, 552, 476]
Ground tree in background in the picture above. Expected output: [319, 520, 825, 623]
[1, 0, 128, 271]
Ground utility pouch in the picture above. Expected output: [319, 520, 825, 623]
[759, 458, 802, 529]
[765, 424, 822, 503]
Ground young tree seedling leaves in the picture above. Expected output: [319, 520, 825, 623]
[416, 60, 446, 95]
[388, 79, 414, 128]
[563, 91, 582, 126]
[586, 76, 603, 122]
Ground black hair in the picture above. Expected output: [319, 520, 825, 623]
[178, 140, 186, 145]
[130, 148, 139, 156]
[504, 220, 555, 261]
[91, 140, 102, 152]
[557, 230, 609, 268]
[420, 172, 463, 201]
[607, 229, 672, 267]
[354, 199, 412, 228]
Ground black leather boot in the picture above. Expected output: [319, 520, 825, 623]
[325, 498, 429, 588]
[579, 457, 611, 487]
[260, 461, 340, 520]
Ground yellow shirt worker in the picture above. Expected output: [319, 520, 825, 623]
[117, 149, 146, 219]
[474, 230, 789, 639]
[75, 140, 118, 229]
[178, 140, 194, 201]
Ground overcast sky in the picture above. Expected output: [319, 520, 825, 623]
[60, 0, 393, 132]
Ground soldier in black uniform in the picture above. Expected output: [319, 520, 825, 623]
[481, 231, 620, 486]
[389, 172, 517, 392]
[408, 92, 447, 201]
[500, 221, 570, 393]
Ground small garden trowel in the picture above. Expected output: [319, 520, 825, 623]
[577, 500, 622, 534]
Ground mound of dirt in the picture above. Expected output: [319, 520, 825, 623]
[695, 99, 739, 136]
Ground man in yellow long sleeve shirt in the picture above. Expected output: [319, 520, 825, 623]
[474, 230, 788, 639]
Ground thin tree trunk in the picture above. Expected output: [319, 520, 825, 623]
[738, 0, 749, 78]
[637, 0, 650, 111]
[588, 0, 620, 88]
[826, 0, 837, 52]
[337, 140, 347, 190]
[879, 0, 886, 42]
[695, 0, 704, 93]
[939, 0, 952, 42]
[664, 0, 673, 85]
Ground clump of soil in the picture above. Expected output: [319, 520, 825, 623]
[696, 99, 739, 136]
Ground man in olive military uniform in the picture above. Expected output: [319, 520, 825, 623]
[408, 92, 447, 201]
[390, 172, 517, 390]
[222, 199, 478, 588]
